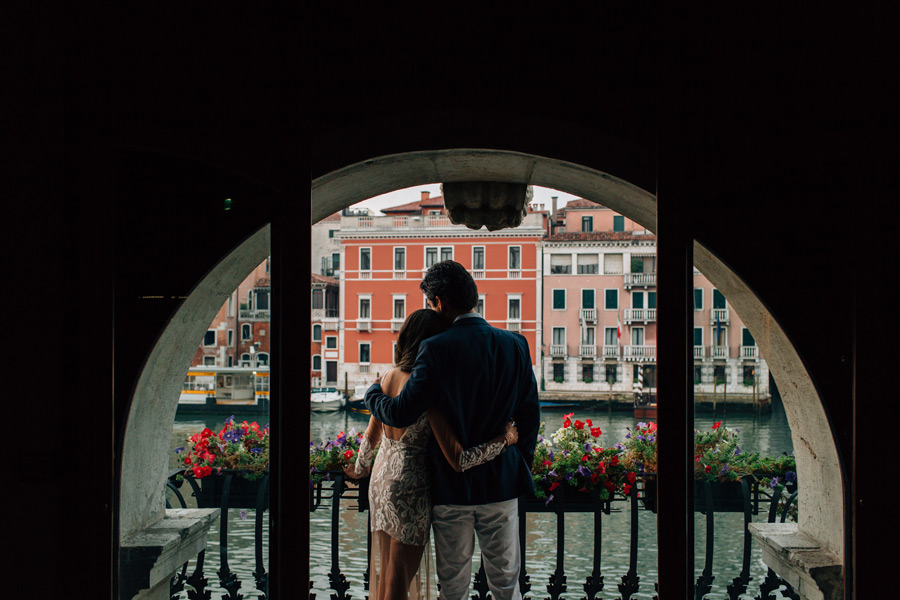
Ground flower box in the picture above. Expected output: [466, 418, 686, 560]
[196, 471, 269, 509]
[694, 479, 747, 513]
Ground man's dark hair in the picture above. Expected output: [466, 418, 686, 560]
[420, 260, 478, 312]
[394, 309, 450, 372]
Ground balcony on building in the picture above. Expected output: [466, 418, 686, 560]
[624, 272, 657, 288]
[550, 344, 567, 358]
[472, 269, 485, 279]
[343, 212, 544, 232]
[711, 308, 730, 324]
[694, 345, 707, 359]
[624, 308, 656, 323]
[391, 319, 403, 332]
[623, 345, 656, 361]
[357, 319, 371, 333]
[393, 270, 406, 279]
[580, 344, 597, 359]
[507, 320, 522, 332]
[740, 345, 759, 360]
[581, 308, 597, 322]
[602, 344, 621, 359]
[711, 345, 730, 359]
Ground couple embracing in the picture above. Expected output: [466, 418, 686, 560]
[347, 260, 540, 600]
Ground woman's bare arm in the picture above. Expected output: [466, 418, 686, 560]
[428, 408, 518, 473]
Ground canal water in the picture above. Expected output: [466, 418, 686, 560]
[169, 400, 794, 600]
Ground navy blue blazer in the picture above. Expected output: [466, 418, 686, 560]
[365, 314, 541, 506]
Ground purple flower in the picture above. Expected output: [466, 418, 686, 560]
[637, 435, 647, 442]
[251, 448, 262, 454]
[720, 465, 730, 476]
[548, 470, 558, 478]
[625, 432, 632, 439]
[637, 422, 647, 429]
[769, 476, 780, 489]
[583, 443, 592, 453]
[225, 415, 235, 424]
[537, 435, 544, 443]
[615, 443, 625, 451]
[325, 473, 331, 481]
[224, 429, 243, 443]
[565, 472, 574, 481]
[785, 471, 797, 483]
[174, 446, 185, 454]
[577, 465, 590, 477]
[545, 494, 555, 506]
[734, 446, 742, 456]
[239, 510, 247, 521]
[549, 451, 555, 461]
[311, 466, 318, 473]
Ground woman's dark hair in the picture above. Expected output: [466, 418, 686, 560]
[394, 309, 450, 372]
[419, 260, 478, 312]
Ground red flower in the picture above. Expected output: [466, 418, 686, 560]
[648, 422, 657, 432]
[343, 449, 354, 460]
[550, 482, 561, 491]
[542, 460, 553, 468]
[627, 472, 637, 484]
[563, 419, 571, 428]
[695, 455, 702, 462]
[590, 427, 602, 437]
[574, 420, 585, 430]
[597, 461, 606, 474]
[611, 455, 619, 467]
[581, 454, 590, 462]
[184, 456, 192, 465]
[712, 421, 722, 430]
[586, 419, 593, 427]
[591, 472, 600, 483]
[605, 481, 616, 492]
[202, 452, 215, 463]
[624, 483, 633, 495]
[201, 427, 213, 438]
[704, 464, 712, 473]
[564, 412, 575, 420]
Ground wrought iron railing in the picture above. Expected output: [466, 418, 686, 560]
[164, 469, 801, 600]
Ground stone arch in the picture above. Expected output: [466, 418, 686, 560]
[119, 224, 270, 540]
[312, 148, 843, 558]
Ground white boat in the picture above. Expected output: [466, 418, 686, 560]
[311, 387, 346, 412]
[346, 384, 371, 414]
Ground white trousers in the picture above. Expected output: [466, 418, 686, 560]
[431, 498, 521, 600]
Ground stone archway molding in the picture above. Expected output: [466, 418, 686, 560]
[120, 223, 271, 540]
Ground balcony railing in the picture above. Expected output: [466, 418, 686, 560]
[239, 309, 270, 321]
[602, 345, 621, 359]
[580, 344, 597, 358]
[624, 272, 657, 288]
[694, 345, 707, 359]
[391, 319, 403, 332]
[323, 320, 339, 331]
[741, 345, 759, 359]
[581, 308, 597, 322]
[356, 320, 371, 332]
[550, 344, 567, 357]
[508, 269, 521, 279]
[711, 345, 730, 359]
[623, 345, 656, 361]
[472, 270, 485, 279]
[359, 271, 371, 280]
[624, 308, 656, 323]
[711, 308, 730, 324]
[393, 270, 406, 279]
[507, 321, 521, 332]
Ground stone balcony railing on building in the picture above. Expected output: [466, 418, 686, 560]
[624, 272, 657, 288]
[623, 345, 657, 361]
[357, 320, 371, 332]
[711, 308, 730, 324]
[472, 270, 485, 279]
[694, 345, 707, 359]
[741, 345, 759, 360]
[359, 271, 372, 279]
[507, 321, 522, 332]
[624, 308, 656, 323]
[239, 309, 270, 321]
[602, 345, 621, 359]
[323, 320, 340, 331]
[711, 345, 730, 359]
[581, 308, 597, 322]
[508, 269, 521, 279]
[393, 270, 406, 279]
[580, 344, 597, 358]
[550, 344, 567, 357]
[345, 213, 544, 231]
[391, 319, 403, 332]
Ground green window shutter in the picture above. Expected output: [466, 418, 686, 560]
[742, 328, 755, 346]
[633, 292, 644, 309]
[605, 289, 617, 309]
[613, 215, 625, 231]
[713, 289, 726, 309]
[694, 327, 703, 346]
[582, 289, 595, 309]
[553, 289, 565, 309]
[694, 288, 703, 309]
[648, 291, 657, 309]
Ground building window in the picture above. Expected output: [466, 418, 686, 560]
[325, 336, 337, 349]
[204, 330, 216, 347]
[508, 246, 521, 270]
[549, 254, 572, 274]
[604, 289, 618, 310]
[648, 291, 657, 309]
[605, 327, 618, 347]
[332, 253, 340, 273]
[633, 291, 645, 309]
[393, 298, 406, 320]
[508, 297, 521, 320]
[743, 365, 756, 386]
[552, 327, 565, 346]
[577, 254, 599, 274]
[694, 365, 703, 384]
[256, 353, 269, 366]
[694, 288, 704, 310]
[473, 247, 485, 270]
[713, 288, 727, 309]
[604, 253, 623, 274]
[227, 295, 234, 317]
[328, 229, 335, 238]
[312, 355, 322, 371]
[631, 326, 645, 346]
[742, 328, 756, 346]
[582, 289, 595, 309]
[312, 324, 322, 342]
[254, 288, 269, 310]
[425, 246, 452, 268]
[552, 289, 566, 310]
[441, 247, 452, 262]
[359, 343, 371, 364]
[582, 364, 594, 382]
[242, 324, 252, 340]
[613, 215, 625, 232]
[605, 364, 618, 384]
[394, 247, 406, 271]
[583, 326, 596, 346]
[476, 295, 485, 317]
[360, 247, 372, 271]
[312, 289, 324, 309]
[553, 362, 565, 382]
[241, 353, 251, 366]
[227, 356, 233, 367]
[203, 356, 216, 366]
[359, 297, 371, 319]
[227, 329, 234, 346]
[694, 327, 703, 347]
[714, 365, 726, 384]
[582, 216, 593, 232]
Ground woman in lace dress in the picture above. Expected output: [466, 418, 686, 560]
[344, 309, 517, 600]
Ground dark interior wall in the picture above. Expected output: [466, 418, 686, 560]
[9, 5, 897, 598]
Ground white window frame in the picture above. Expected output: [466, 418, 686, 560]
[476, 293, 486, 317]
[632, 290, 645, 309]
[604, 288, 619, 311]
[508, 245, 522, 270]
[256, 352, 269, 366]
[358, 294, 372, 320]
[603, 253, 624, 275]
[359, 246, 372, 274]
[227, 329, 234, 347]
[312, 354, 322, 371]
[227, 294, 234, 317]
[552, 326, 566, 346]
[359, 342, 372, 365]
[507, 294, 522, 321]
[472, 246, 486, 271]
[203, 355, 216, 366]
[631, 325, 645, 347]
[393, 246, 406, 274]
[392, 294, 406, 331]
[325, 336, 338, 350]
[424, 246, 453, 268]
[204, 329, 217, 347]
[551, 288, 566, 310]
[694, 287, 704, 311]
[241, 323, 252, 340]
[312, 324, 322, 341]
[241, 353, 252, 367]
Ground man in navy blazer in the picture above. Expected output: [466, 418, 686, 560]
[365, 260, 540, 600]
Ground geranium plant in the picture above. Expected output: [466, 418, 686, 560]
[175, 415, 269, 481]
[309, 428, 369, 485]
[622, 421, 658, 474]
[531, 413, 637, 505]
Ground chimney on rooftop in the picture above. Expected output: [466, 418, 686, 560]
[551, 196, 558, 220]
[421, 190, 430, 201]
